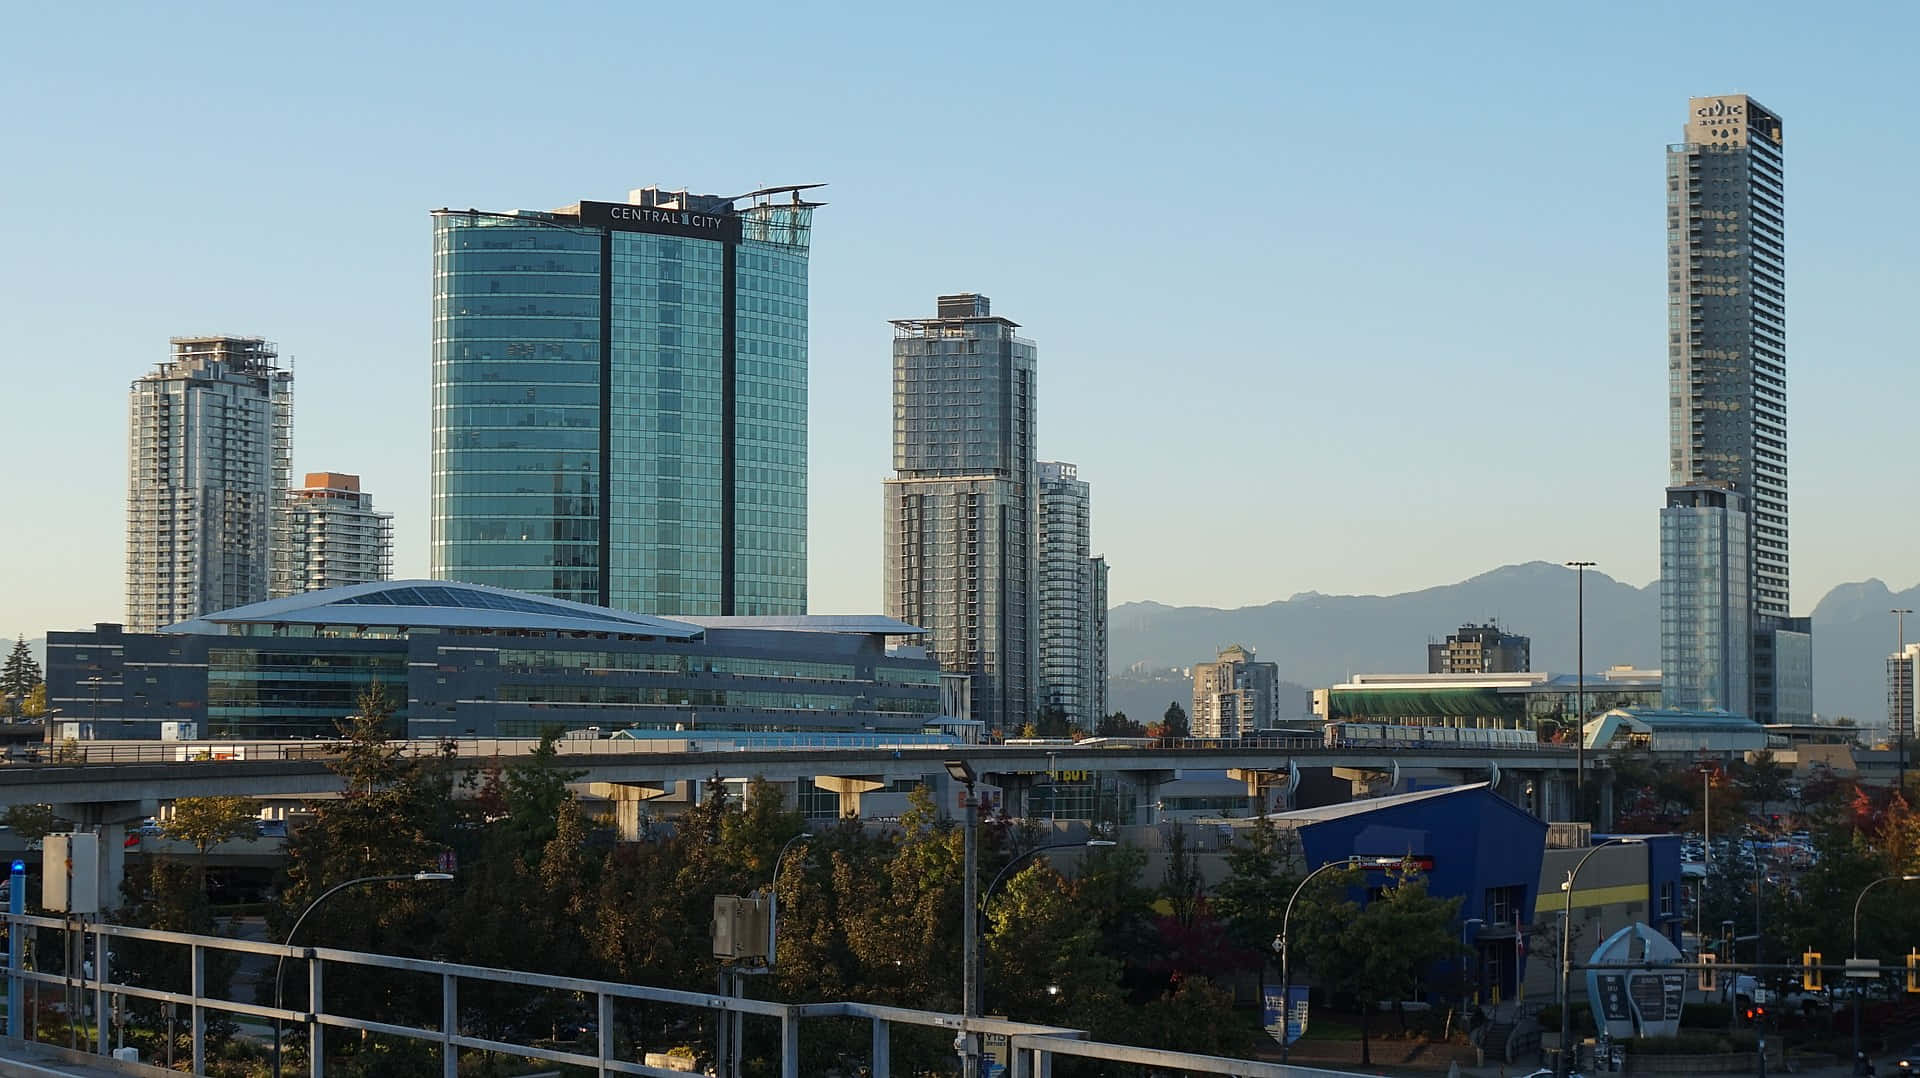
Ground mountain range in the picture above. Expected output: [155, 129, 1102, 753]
[1108, 561, 1920, 725]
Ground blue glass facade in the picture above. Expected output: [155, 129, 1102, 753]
[433, 189, 815, 616]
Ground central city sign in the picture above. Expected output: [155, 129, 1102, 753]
[577, 200, 742, 242]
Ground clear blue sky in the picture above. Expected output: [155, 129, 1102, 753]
[3, 1, 1915, 636]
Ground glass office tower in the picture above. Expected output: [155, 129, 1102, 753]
[1661, 95, 1809, 721]
[431, 186, 820, 615]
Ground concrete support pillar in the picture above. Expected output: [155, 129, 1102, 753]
[587, 782, 671, 841]
[813, 776, 884, 818]
[1116, 771, 1175, 825]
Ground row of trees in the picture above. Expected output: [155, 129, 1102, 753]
[96, 687, 1464, 1075]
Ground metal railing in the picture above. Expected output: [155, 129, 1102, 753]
[1, 913, 1346, 1078]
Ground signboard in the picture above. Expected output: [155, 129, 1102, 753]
[1263, 985, 1309, 1046]
[576, 200, 742, 243]
[983, 1030, 1009, 1078]
[1584, 922, 1685, 1040]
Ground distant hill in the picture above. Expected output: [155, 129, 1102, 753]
[1109, 561, 1911, 724]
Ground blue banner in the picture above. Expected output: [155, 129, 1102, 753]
[1264, 985, 1310, 1046]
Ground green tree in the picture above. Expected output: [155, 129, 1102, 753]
[984, 859, 1125, 1036]
[1031, 705, 1073, 739]
[1094, 712, 1146, 738]
[1735, 749, 1792, 818]
[1, 638, 42, 701]
[1134, 975, 1254, 1058]
[1212, 813, 1298, 999]
[18, 683, 47, 720]
[1159, 821, 1205, 927]
[1295, 867, 1462, 1065]
[0, 802, 59, 841]
[166, 795, 259, 894]
[1150, 701, 1190, 739]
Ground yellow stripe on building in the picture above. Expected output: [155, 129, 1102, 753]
[1534, 884, 1647, 916]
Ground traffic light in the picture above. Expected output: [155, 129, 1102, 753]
[1699, 953, 1718, 992]
[1907, 951, 1919, 994]
[1804, 951, 1823, 992]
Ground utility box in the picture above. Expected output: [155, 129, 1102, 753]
[712, 894, 769, 961]
[159, 721, 198, 742]
[43, 832, 101, 914]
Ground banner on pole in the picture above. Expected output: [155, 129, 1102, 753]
[1263, 985, 1310, 1046]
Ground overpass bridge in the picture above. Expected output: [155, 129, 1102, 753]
[0, 737, 1579, 903]
[0, 735, 1576, 808]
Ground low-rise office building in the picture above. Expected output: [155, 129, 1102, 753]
[46, 580, 941, 740]
[1581, 707, 1770, 757]
[1313, 668, 1661, 733]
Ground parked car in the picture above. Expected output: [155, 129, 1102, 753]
[1894, 1044, 1920, 1072]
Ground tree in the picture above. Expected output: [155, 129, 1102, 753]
[1032, 706, 1073, 739]
[0, 803, 59, 841]
[1736, 749, 1792, 818]
[1, 638, 42, 701]
[166, 795, 259, 895]
[1149, 701, 1190, 739]
[18, 683, 47, 720]
[1212, 813, 1298, 1000]
[1294, 867, 1462, 1065]
[1095, 712, 1146, 738]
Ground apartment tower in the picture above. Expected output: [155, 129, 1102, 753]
[1660, 94, 1811, 721]
[273, 473, 395, 595]
[126, 337, 292, 632]
[884, 294, 1036, 735]
[431, 185, 822, 615]
[1035, 461, 1109, 729]
[1191, 644, 1280, 739]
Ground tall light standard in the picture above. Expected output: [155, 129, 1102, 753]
[764, 831, 813, 969]
[1851, 874, 1919, 1072]
[1275, 856, 1403, 1063]
[945, 760, 983, 1078]
[1559, 837, 1644, 1078]
[1894, 609, 1913, 791]
[272, 872, 453, 1078]
[977, 839, 1116, 1013]
[1565, 561, 1596, 821]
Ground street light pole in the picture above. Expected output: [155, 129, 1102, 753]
[946, 761, 982, 1078]
[764, 831, 813, 970]
[272, 872, 453, 1078]
[1565, 561, 1595, 822]
[1559, 837, 1644, 1078]
[1851, 874, 1920, 1073]
[1276, 856, 1402, 1063]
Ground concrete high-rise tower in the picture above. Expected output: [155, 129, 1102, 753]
[1660, 94, 1810, 721]
[127, 337, 293, 633]
[431, 185, 821, 615]
[274, 473, 394, 595]
[883, 294, 1036, 735]
[1035, 461, 1108, 730]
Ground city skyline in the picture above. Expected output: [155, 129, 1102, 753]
[7, 3, 1920, 638]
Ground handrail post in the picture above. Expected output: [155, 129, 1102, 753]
[308, 955, 324, 1078]
[190, 943, 205, 1074]
[597, 991, 614, 1078]
[442, 972, 458, 1078]
[871, 1017, 890, 1078]
[780, 1006, 799, 1078]
[94, 926, 110, 1057]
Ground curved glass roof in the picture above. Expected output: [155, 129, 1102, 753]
[163, 579, 705, 638]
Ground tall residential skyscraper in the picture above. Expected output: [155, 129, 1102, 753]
[1889, 643, 1919, 745]
[1659, 484, 1751, 715]
[127, 337, 292, 633]
[1035, 462, 1109, 729]
[884, 294, 1036, 735]
[1660, 94, 1811, 721]
[431, 185, 821, 615]
[273, 473, 394, 596]
[1191, 644, 1279, 739]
